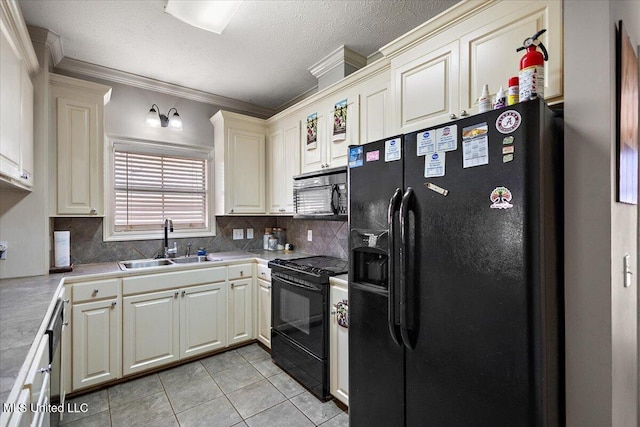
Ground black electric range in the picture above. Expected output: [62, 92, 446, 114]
[268, 256, 347, 400]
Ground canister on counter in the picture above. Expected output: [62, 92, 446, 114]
[268, 236, 278, 251]
[263, 228, 273, 250]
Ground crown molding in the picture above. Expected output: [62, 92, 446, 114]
[0, 0, 39, 74]
[27, 26, 63, 66]
[308, 45, 367, 79]
[54, 57, 275, 119]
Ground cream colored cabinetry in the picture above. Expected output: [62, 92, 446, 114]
[2, 388, 30, 427]
[267, 118, 300, 214]
[122, 267, 228, 376]
[256, 263, 271, 348]
[228, 263, 254, 345]
[329, 279, 348, 406]
[0, 25, 34, 190]
[388, 0, 562, 133]
[71, 278, 121, 391]
[25, 336, 50, 427]
[211, 111, 267, 215]
[358, 69, 391, 144]
[301, 93, 360, 174]
[49, 74, 111, 216]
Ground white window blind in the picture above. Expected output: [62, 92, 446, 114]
[114, 150, 207, 232]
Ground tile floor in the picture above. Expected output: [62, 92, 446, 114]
[59, 343, 348, 427]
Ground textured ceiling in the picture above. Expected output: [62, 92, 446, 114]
[18, 0, 459, 111]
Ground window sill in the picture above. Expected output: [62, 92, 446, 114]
[104, 230, 216, 242]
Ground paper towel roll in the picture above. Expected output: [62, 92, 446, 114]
[54, 231, 70, 267]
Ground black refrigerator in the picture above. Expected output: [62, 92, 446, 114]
[347, 99, 563, 427]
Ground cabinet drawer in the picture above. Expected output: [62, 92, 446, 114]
[228, 263, 253, 280]
[256, 264, 271, 282]
[73, 278, 120, 303]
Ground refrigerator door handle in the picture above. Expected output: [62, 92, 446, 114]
[387, 188, 403, 347]
[399, 187, 416, 350]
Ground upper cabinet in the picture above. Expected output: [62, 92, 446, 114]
[49, 74, 112, 216]
[387, 0, 562, 134]
[300, 92, 360, 174]
[0, 2, 38, 191]
[211, 111, 267, 215]
[358, 69, 391, 145]
[267, 117, 300, 214]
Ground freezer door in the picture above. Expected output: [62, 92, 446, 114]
[401, 100, 561, 426]
[348, 137, 405, 427]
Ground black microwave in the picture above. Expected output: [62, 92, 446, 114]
[293, 167, 347, 220]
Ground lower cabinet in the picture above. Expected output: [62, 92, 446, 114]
[71, 278, 121, 392]
[26, 336, 49, 427]
[329, 280, 349, 406]
[123, 282, 227, 376]
[257, 278, 271, 348]
[228, 277, 254, 346]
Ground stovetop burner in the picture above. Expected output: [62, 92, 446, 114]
[268, 256, 348, 280]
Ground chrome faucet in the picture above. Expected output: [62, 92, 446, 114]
[163, 218, 174, 258]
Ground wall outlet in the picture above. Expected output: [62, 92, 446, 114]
[307, 230, 313, 242]
[0, 241, 7, 260]
[233, 229, 244, 240]
[246, 228, 254, 239]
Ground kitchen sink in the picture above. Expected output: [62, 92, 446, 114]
[118, 259, 174, 270]
[172, 256, 210, 264]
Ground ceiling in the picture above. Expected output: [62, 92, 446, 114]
[18, 0, 459, 114]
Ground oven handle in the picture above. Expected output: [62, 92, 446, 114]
[330, 184, 339, 215]
[272, 274, 321, 293]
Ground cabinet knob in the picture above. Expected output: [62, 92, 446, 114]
[90, 208, 97, 215]
[460, 110, 468, 117]
[63, 321, 69, 326]
[39, 365, 52, 374]
[20, 172, 29, 180]
[181, 290, 186, 297]
[111, 301, 116, 308]
[230, 209, 234, 214]
[449, 113, 457, 120]
[174, 291, 179, 298]
[92, 289, 99, 296]
[320, 164, 325, 168]
[240, 271, 244, 277]
[260, 272, 265, 277]
[63, 299, 70, 304]
[231, 283, 235, 288]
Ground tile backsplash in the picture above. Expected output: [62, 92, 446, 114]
[52, 216, 348, 265]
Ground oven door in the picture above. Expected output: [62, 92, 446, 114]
[271, 273, 325, 358]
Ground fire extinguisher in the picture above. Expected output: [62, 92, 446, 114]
[516, 29, 549, 101]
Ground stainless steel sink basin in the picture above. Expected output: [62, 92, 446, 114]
[172, 256, 210, 264]
[118, 258, 174, 270]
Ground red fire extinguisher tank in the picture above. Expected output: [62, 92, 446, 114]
[517, 29, 549, 101]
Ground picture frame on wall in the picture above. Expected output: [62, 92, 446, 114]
[616, 20, 639, 205]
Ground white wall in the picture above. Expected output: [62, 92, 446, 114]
[564, 1, 639, 426]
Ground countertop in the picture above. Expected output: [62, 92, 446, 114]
[0, 250, 313, 404]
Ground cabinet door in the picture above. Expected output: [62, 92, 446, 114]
[180, 282, 227, 358]
[1, 387, 30, 427]
[228, 278, 254, 345]
[392, 40, 460, 133]
[19, 66, 33, 187]
[56, 97, 102, 215]
[257, 278, 271, 349]
[228, 128, 266, 214]
[72, 299, 120, 390]
[459, 0, 562, 111]
[123, 290, 179, 376]
[282, 122, 300, 212]
[330, 283, 349, 406]
[0, 27, 23, 181]
[301, 111, 327, 173]
[326, 95, 360, 168]
[359, 72, 391, 144]
[267, 129, 285, 213]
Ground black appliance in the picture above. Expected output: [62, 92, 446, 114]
[269, 256, 348, 400]
[293, 166, 348, 220]
[348, 99, 564, 426]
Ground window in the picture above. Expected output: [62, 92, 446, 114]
[104, 137, 214, 241]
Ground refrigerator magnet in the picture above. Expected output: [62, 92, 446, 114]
[424, 152, 445, 178]
[436, 125, 457, 152]
[490, 186, 514, 209]
[462, 123, 489, 169]
[417, 130, 435, 156]
[502, 146, 515, 154]
[502, 136, 515, 145]
[366, 150, 380, 162]
[496, 110, 521, 134]
[385, 138, 402, 162]
[425, 182, 449, 196]
[348, 146, 364, 168]
[503, 154, 514, 163]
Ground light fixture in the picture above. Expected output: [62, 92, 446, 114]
[146, 104, 183, 130]
[164, 0, 242, 35]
